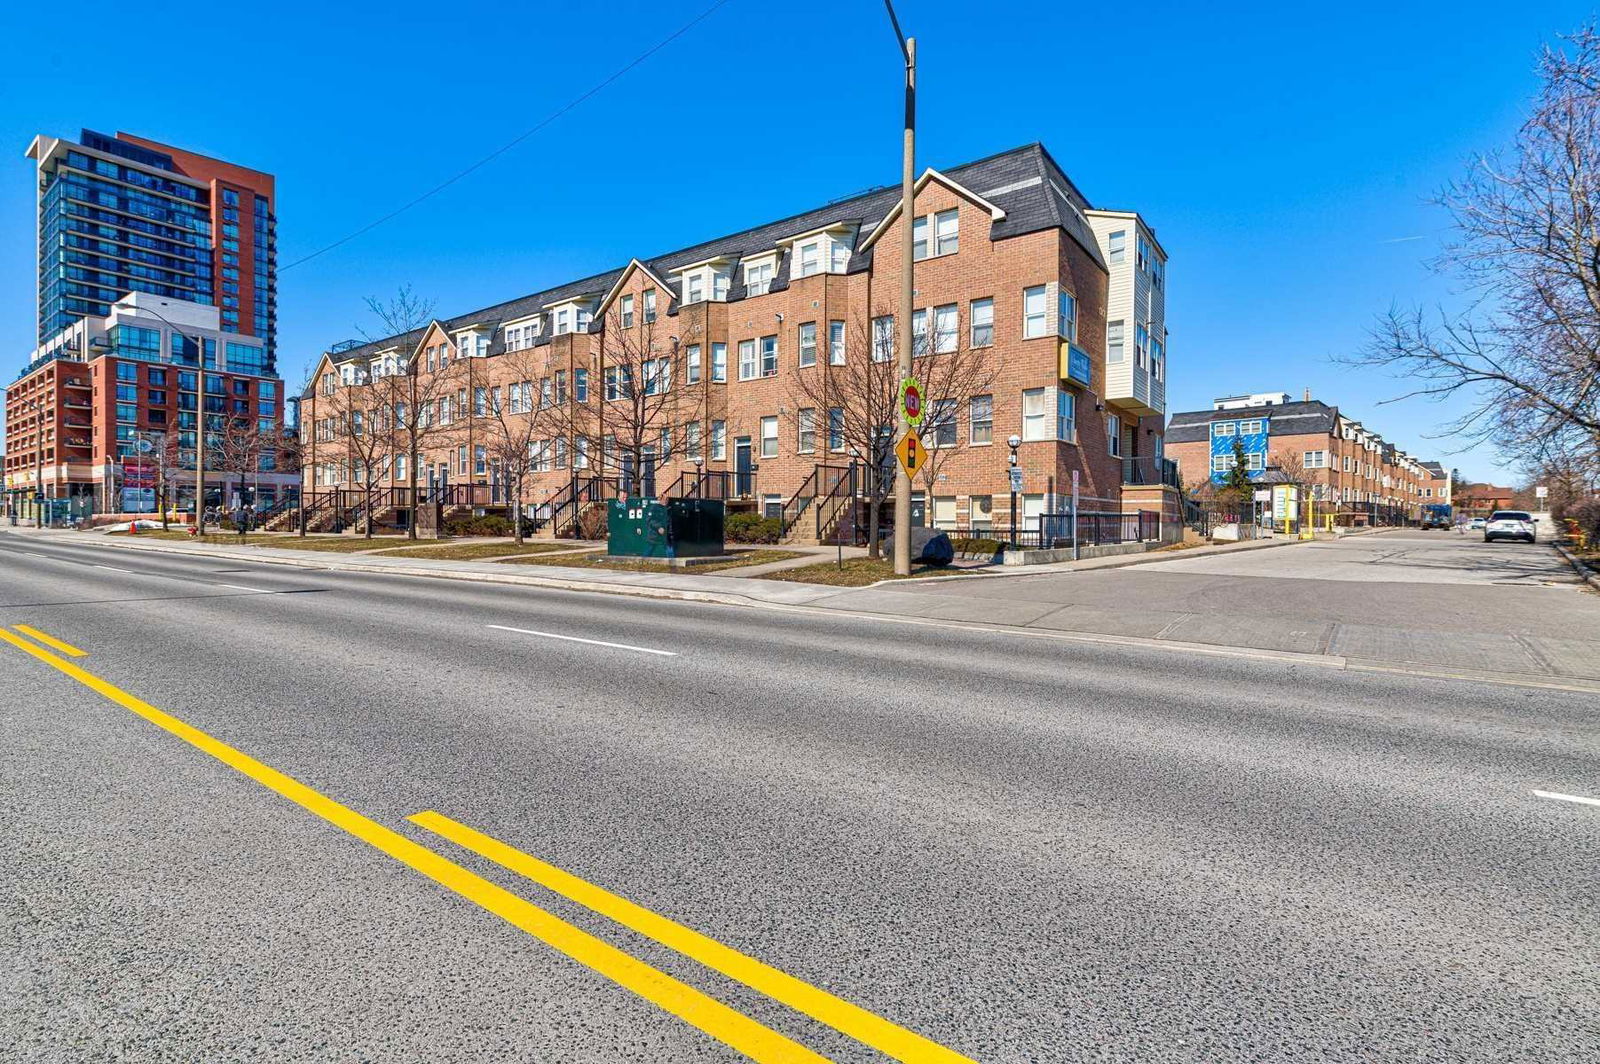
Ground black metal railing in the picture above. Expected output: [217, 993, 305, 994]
[810, 465, 855, 543]
[536, 475, 618, 538]
[778, 466, 823, 537]
[1122, 457, 1183, 489]
[1038, 510, 1162, 548]
[663, 468, 736, 501]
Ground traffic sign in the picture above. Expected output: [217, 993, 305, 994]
[899, 376, 924, 427]
[1536, 485, 1549, 499]
[1008, 467, 1024, 492]
[895, 431, 926, 477]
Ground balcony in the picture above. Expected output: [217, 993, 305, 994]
[1122, 456, 1183, 489]
[1104, 358, 1164, 418]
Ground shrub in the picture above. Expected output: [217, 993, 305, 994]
[1562, 498, 1600, 549]
[725, 511, 782, 544]
[445, 513, 512, 537]
[949, 536, 1003, 555]
[576, 504, 608, 540]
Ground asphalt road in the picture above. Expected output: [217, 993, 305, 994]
[1, 529, 1596, 1062]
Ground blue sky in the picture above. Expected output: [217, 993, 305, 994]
[0, 0, 1589, 481]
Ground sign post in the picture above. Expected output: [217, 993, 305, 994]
[1071, 469, 1080, 561]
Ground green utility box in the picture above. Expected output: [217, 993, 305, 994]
[607, 497, 725, 558]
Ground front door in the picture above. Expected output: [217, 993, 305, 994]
[735, 437, 753, 496]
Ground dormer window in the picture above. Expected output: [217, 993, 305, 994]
[675, 260, 733, 304]
[504, 322, 538, 351]
[778, 224, 856, 282]
[551, 302, 593, 336]
[745, 256, 776, 296]
[456, 332, 488, 358]
[796, 240, 821, 278]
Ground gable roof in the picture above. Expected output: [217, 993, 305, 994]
[857, 167, 1008, 252]
[305, 141, 1111, 396]
[595, 259, 680, 317]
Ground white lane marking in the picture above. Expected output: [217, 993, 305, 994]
[21, 552, 51, 559]
[213, 583, 269, 594]
[1533, 790, 1600, 808]
[93, 564, 135, 574]
[486, 623, 678, 657]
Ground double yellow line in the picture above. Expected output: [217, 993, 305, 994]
[0, 624, 973, 1064]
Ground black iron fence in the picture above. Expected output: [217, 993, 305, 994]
[934, 510, 1161, 550]
[1037, 510, 1161, 548]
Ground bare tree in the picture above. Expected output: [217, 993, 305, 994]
[911, 324, 999, 519]
[1349, 26, 1600, 467]
[212, 414, 274, 518]
[546, 309, 685, 493]
[358, 287, 453, 539]
[788, 312, 995, 556]
[471, 345, 563, 544]
[320, 372, 391, 538]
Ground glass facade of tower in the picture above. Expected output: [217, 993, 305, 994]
[32, 130, 276, 372]
[37, 140, 213, 342]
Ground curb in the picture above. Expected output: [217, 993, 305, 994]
[883, 531, 1312, 586]
[1555, 543, 1600, 591]
[17, 532, 780, 609]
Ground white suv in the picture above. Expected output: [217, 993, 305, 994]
[1483, 510, 1536, 544]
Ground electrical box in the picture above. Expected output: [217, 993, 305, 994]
[607, 498, 725, 559]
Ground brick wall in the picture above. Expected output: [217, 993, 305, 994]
[304, 178, 1169, 530]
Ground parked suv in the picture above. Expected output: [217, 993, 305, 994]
[1483, 510, 1536, 544]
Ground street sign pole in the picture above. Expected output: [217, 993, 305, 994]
[1071, 469, 1080, 561]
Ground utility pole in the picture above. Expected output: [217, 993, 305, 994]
[885, 0, 915, 576]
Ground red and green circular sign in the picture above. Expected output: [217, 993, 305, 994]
[900, 376, 924, 427]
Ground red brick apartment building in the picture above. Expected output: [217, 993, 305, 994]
[3, 130, 286, 521]
[1453, 484, 1516, 517]
[297, 143, 1180, 540]
[1166, 392, 1435, 525]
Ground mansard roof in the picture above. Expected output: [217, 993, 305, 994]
[310, 141, 1110, 393]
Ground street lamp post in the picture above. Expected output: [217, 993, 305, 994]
[885, 0, 915, 577]
[1007, 433, 1022, 551]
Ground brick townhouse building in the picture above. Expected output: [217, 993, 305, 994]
[1419, 460, 1452, 507]
[1166, 391, 1433, 525]
[297, 143, 1179, 539]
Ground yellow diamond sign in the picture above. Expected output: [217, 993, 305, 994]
[895, 431, 927, 478]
